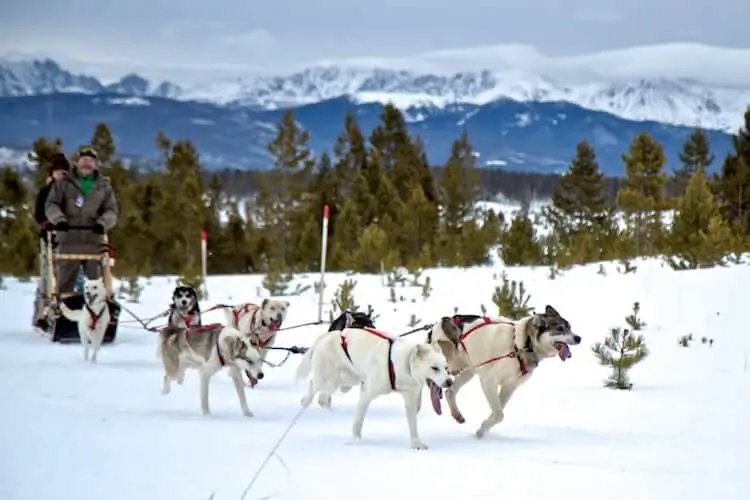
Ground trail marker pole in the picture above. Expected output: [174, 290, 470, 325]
[317, 205, 330, 323]
[201, 228, 208, 299]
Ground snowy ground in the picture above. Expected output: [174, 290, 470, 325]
[1, 260, 748, 500]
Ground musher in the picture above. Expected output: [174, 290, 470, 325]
[44, 146, 119, 303]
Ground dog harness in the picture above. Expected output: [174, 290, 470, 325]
[340, 327, 397, 391]
[450, 315, 530, 376]
[85, 304, 107, 330]
[215, 335, 226, 366]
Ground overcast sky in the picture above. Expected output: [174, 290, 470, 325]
[0, 0, 746, 82]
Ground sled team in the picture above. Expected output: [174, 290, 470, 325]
[33, 146, 583, 449]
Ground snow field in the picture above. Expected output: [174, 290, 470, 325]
[0, 258, 748, 500]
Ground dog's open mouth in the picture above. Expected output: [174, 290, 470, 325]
[426, 379, 443, 415]
[245, 371, 258, 387]
[267, 320, 281, 332]
[554, 342, 572, 361]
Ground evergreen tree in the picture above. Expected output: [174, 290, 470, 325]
[0, 165, 37, 275]
[674, 128, 714, 196]
[591, 302, 649, 390]
[546, 141, 614, 264]
[667, 169, 735, 269]
[616, 132, 668, 256]
[89, 122, 116, 164]
[437, 130, 481, 265]
[259, 109, 315, 269]
[28, 137, 64, 188]
[499, 209, 543, 266]
[714, 108, 750, 234]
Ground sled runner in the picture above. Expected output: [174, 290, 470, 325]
[34, 226, 121, 343]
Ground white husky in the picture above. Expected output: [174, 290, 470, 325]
[296, 326, 454, 450]
[59, 277, 111, 362]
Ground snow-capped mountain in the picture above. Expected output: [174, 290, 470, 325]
[1, 47, 749, 132]
[0, 59, 179, 98]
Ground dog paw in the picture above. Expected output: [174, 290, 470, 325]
[475, 428, 486, 439]
[202, 410, 211, 417]
[411, 441, 429, 450]
[242, 410, 254, 418]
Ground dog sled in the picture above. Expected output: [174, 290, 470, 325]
[33, 226, 121, 343]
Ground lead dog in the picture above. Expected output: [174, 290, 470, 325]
[427, 306, 581, 438]
[158, 324, 264, 417]
[59, 277, 111, 363]
[295, 326, 454, 449]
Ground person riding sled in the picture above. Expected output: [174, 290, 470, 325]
[44, 146, 119, 304]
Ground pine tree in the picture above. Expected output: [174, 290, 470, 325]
[259, 109, 315, 268]
[616, 132, 668, 256]
[714, 108, 750, 234]
[27, 137, 64, 188]
[89, 122, 116, 164]
[674, 128, 714, 196]
[499, 209, 543, 266]
[591, 302, 649, 390]
[546, 141, 613, 264]
[437, 130, 482, 265]
[0, 165, 38, 275]
[667, 169, 735, 269]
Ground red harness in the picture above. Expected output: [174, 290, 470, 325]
[452, 316, 528, 376]
[341, 327, 397, 391]
[85, 304, 107, 330]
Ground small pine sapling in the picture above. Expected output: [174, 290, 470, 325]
[678, 333, 694, 347]
[492, 271, 533, 320]
[548, 266, 560, 280]
[480, 304, 487, 315]
[329, 279, 359, 320]
[388, 285, 397, 303]
[617, 259, 637, 274]
[591, 302, 649, 390]
[597, 263, 606, 276]
[408, 314, 420, 327]
[421, 276, 432, 300]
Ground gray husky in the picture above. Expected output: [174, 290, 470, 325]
[158, 324, 265, 417]
[426, 305, 581, 438]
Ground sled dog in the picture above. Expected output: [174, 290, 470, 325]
[223, 299, 289, 386]
[168, 285, 202, 328]
[296, 327, 454, 449]
[158, 324, 264, 417]
[328, 310, 376, 332]
[427, 306, 581, 438]
[59, 277, 111, 362]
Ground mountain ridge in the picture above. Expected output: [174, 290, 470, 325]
[1, 51, 749, 132]
[0, 91, 734, 175]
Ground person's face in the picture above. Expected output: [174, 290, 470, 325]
[51, 169, 67, 181]
[77, 155, 96, 174]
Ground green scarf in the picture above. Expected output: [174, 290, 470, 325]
[75, 170, 95, 196]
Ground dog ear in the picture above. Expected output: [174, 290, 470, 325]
[545, 305, 560, 317]
[262, 298, 269, 309]
[440, 317, 460, 345]
[414, 343, 432, 358]
[532, 313, 546, 329]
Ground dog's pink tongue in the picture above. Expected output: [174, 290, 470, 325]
[426, 380, 443, 415]
[246, 371, 258, 387]
[557, 343, 572, 361]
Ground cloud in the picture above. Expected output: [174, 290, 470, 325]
[220, 29, 276, 50]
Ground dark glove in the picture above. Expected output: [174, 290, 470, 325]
[54, 221, 69, 232]
[91, 223, 105, 235]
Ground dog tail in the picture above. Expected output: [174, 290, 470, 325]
[294, 332, 330, 382]
[59, 303, 82, 322]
